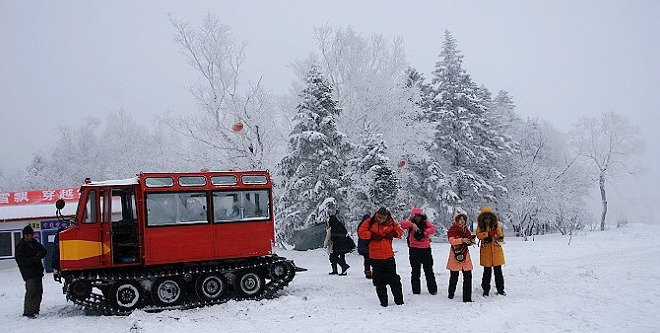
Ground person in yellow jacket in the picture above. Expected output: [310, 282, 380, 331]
[475, 206, 506, 297]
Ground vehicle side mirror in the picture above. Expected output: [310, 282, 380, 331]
[56, 199, 66, 210]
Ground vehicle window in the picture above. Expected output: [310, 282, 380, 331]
[145, 177, 174, 188]
[211, 175, 237, 186]
[241, 175, 268, 185]
[82, 191, 98, 223]
[179, 176, 206, 187]
[146, 192, 208, 226]
[111, 189, 136, 222]
[213, 190, 270, 222]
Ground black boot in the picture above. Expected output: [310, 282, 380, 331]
[462, 270, 472, 302]
[329, 263, 338, 275]
[339, 263, 350, 275]
[392, 281, 405, 305]
[425, 270, 438, 295]
[411, 278, 421, 294]
[376, 286, 389, 307]
[482, 266, 492, 296]
[448, 271, 458, 299]
[494, 265, 505, 295]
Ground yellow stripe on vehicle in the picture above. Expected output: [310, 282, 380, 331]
[60, 240, 111, 261]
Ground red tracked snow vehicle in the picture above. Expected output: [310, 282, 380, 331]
[53, 170, 303, 315]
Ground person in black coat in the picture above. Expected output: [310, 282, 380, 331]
[324, 215, 355, 275]
[357, 214, 372, 279]
[15, 225, 47, 318]
[51, 227, 65, 282]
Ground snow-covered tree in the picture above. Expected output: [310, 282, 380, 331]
[505, 118, 591, 239]
[276, 66, 350, 241]
[102, 109, 183, 178]
[426, 30, 514, 221]
[165, 12, 281, 171]
[17, 110, 183, 189]
[569, 112, 645, 231]
[27, 117, 107, 188]
[347, 122, 398, 225]
[291, 26, 429, 219]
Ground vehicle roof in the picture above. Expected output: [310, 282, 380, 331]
[87, 177, 140, 186]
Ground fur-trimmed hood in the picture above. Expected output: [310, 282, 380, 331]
[453, 212, 468, 225]
[477, 206, 499, 230]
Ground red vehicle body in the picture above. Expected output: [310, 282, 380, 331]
[54, 171, 302, 314]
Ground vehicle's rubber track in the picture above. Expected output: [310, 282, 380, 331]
[61, 255, 297, 315]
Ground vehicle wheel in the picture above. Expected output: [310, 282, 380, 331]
[68, 280, 92, 301]
[196, 273, 227, 302]
[269, 261, 291, 282]
[152, 278, 185, 306]
[234, 270, 265, 298]
[110, 280, 143, 311]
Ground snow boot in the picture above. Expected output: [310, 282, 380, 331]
[462, 270, 472, 302]
[329, 263, 338, 275]
[448, 271, 459, 299]
[376, 286, 388, 307]
[392, 282, 405, 305]
[339, 263, 350, 275]
[411, 279, 421, 294]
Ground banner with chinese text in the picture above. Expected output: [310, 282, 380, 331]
[0, 188, 80, 206]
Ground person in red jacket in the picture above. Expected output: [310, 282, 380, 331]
[400, 207, 437, 295]
[358, 207, 404, 307]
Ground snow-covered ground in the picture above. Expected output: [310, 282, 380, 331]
[1, 223, 658, 332]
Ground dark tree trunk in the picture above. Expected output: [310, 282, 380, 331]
[599, 173, 607, 231]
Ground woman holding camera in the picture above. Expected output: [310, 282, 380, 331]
[476, 206, 506, 297]
[400, 207, 437, 295]
[446, 212, 475, 302]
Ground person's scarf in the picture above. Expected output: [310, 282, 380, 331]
[447, 224, 472, 255]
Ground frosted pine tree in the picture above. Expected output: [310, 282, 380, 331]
[347, 122, 397, 226]
[427, 31, 512, 220]
[390, 67, 453, 224]
[276, 66, 350, 241]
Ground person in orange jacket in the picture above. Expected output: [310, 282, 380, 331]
[476, 206, 506, 297]
[358, 207, 404, 307]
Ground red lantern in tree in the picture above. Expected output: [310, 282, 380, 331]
[232, 122, 244, 132]
[397, 160, 406, 168]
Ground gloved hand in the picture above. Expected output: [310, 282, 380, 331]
[371, 233, 384, 241]
[488, 230, 498, 237]
[385, 230, 398, 239]
[413, 230, 425, 241]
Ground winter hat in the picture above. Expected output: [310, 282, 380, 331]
[411, 207, 423, 215]
[22, 225, 34, 236]
[453, 212, 468, 224]
[478, 206, 498, 229]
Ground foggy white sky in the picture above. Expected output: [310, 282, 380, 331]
[1, 0, 658, 221]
